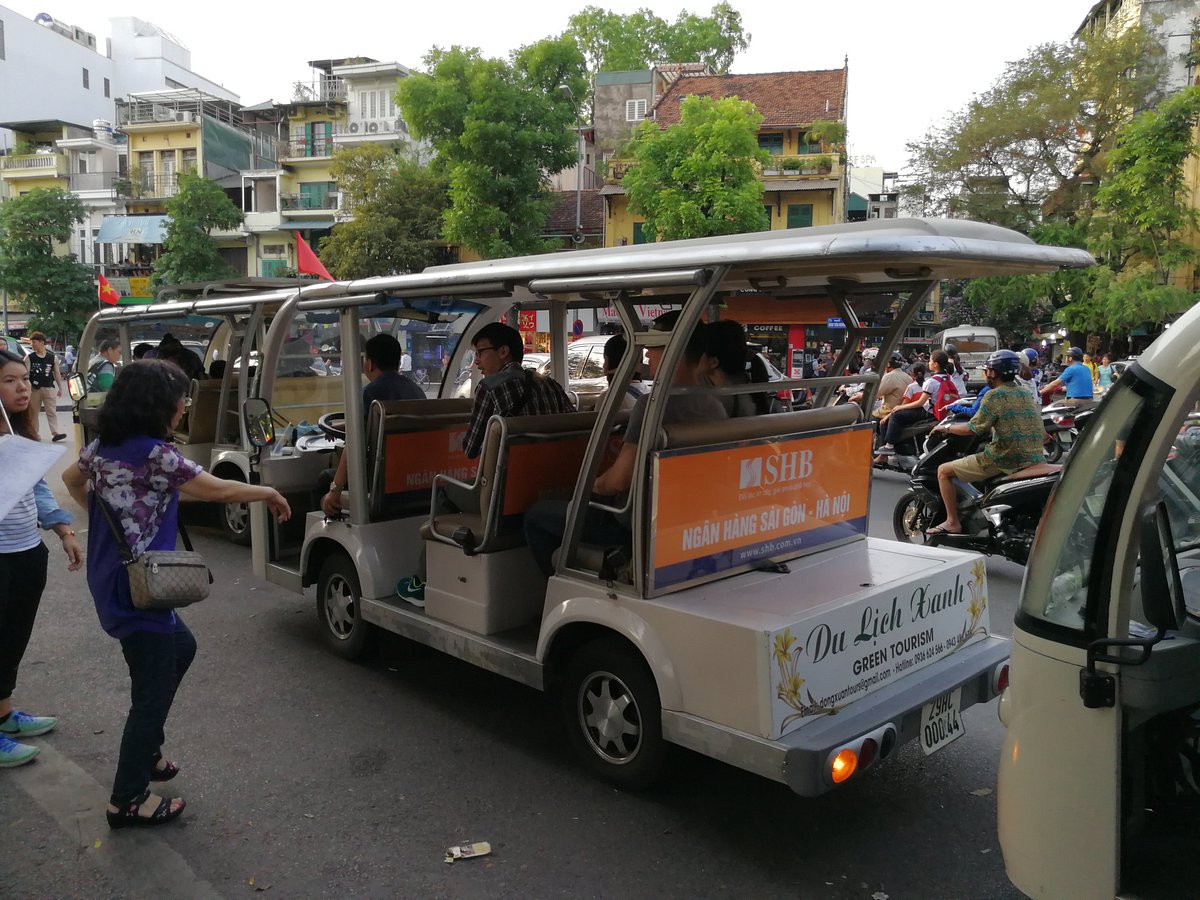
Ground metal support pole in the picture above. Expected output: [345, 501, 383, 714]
[575, 128, 584, 245]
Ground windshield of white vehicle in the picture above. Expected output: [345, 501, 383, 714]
[1023, 373, 1188, 634]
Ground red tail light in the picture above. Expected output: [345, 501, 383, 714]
[993, 662, 1010, 695]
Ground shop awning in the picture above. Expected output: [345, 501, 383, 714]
[278, 221, 336, 230]
[97, 214, 169, 244]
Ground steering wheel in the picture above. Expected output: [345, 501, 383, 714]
[318, 411, 346, 440]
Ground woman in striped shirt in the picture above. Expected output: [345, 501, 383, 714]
[0, 347, 83, 768]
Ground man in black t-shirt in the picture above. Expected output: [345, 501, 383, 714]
[25, 331, 66, 441]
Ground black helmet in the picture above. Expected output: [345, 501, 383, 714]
[944, 343, 957, 356]
[985, 349, 1022, 379]
[1066, 346, 1084, 360]
[889, 350, 906, 367]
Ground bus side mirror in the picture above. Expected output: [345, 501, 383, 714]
[67, 373, 86, 402]
[243, 398, 275, 448]
[1139, 500, 1184, 633]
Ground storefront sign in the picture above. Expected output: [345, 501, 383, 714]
[597, 304, 676, 324]
[767, 557, 989, 737]
[826, 317, 845, 329]
[105, 276, 153, 303]
[518, 311, 537, 332]
[649, 426, 872, 591]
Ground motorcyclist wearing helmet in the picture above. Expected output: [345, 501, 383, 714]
[1040, 346, 1094, 407]
[927, 349, 1044, 535]
[871, 350, 912, 419]
[845, 345, 882, 405]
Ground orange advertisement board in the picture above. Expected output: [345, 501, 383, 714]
[503, 436, 589, 515]
[650, 426, 873, 591]
[383, 427, 478, 501]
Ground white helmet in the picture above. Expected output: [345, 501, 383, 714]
[862, 347, 879, 361]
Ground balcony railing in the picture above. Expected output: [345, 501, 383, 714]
[69, 171, 119, 192]
[280, 140, 337, 160]
[292, 76, 348, 103]
[0, 152, 66, 173]
[118, 173, 181, 199]
[280, 192, 340, 211]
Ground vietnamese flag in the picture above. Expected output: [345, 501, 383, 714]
[98, 273, 120, 306]
[296, 232, 333, 281]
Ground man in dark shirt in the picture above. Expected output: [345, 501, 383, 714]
[397, 322, 574, 605]
[321, 334, 424, 516]
[25, 331, 66, 441]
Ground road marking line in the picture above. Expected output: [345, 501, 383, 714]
[13, 742, 223, 899]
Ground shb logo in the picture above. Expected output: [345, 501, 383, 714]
[739, 457, 763, 489]
[739, 450, 814, 489]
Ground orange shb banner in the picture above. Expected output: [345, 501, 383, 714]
[97, 273, 120, 306]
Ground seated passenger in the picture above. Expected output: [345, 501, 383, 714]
[599, 333, 649, 412]
[699, 321, 780, 416]
[395, 323, 575, 606]
[524, 313, 727, 578]
[321, 334, 426, 516]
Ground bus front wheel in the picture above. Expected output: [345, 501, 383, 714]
[560, 638, 667, 790]
[316, 553, 374, 660]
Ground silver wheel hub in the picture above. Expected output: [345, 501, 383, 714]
[324, 575, 356, 639]
[579, 672, 641, 764]
[225, 501, 249, 534]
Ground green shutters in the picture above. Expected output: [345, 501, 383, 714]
[763, 205, 773, 227]
[261, 259, 288, 277]
[758, 133, 784, 156]
[632, 222, 648, 244]
[786, 204, 814, 229]
[299, 182, 336, 210]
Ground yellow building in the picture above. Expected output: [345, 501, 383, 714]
[600, 66, 849, 247]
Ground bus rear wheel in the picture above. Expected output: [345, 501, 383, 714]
[560, 638, 667, 790]
[316, 553, 374, 660]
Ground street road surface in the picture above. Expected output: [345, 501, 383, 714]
[3, 444, 1025, 899]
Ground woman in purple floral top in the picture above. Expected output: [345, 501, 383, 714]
[64, 360, 290, 829]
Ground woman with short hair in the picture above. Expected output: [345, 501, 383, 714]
[63, 360, 290, 828]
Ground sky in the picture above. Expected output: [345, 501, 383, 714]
[14, 0, 1091, 171]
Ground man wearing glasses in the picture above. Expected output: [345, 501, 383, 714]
[396, 322, 574, 605]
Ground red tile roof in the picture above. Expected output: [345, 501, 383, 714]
[652, 69, 847, 128]
[544, 189, 604, 235]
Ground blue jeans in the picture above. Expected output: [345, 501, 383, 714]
[111, 618, 196, 804]
[524, 500, 631, 578]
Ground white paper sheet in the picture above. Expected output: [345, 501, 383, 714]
[0, 434, 68, 520]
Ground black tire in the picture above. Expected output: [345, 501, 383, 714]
[893, 490, 932, 543]
[560, 638, 668, 790]
[1044, 433, 1063, 464]
[316, 553, 375, 660]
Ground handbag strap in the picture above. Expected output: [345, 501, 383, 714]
[93, 484, 191, 561]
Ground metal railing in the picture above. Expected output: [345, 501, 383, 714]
[119, 173, 181, 199]
[280, 192, 340, 211]
[279, 139, 336, 159]
[291, 76, 348, 102]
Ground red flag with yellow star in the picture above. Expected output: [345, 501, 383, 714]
[98, 273, 120, 306]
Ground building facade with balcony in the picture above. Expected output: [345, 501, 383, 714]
[600, 66, 850, 249]
[235, 58, 423, 278]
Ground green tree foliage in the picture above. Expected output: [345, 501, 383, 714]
[1064, 86, 1200, 332]
[152, 172, 244, 286]
[397, 38, 586, 258]
[903, 26, 1161, 230]
[0, 188, 93, 341]
[564, 3, 749, 76]
[622, 95, 769, 241]
[319, 145, 449, 278]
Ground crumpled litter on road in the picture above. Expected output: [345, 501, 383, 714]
[445, 841, 492, 864]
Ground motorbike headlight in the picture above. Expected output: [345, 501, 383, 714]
[983, 504, 1012, 527]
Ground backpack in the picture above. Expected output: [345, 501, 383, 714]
[930, 373, 960, 421]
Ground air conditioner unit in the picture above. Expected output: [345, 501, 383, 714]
[174, 111, 195, 123]
[348, 122, 360, 133]
[367, 122, 379, 133]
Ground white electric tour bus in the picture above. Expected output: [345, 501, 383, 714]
[237, 220, 1090, 794]
[998, 303, 1200, 898]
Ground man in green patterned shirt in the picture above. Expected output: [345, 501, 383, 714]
[928, 349, 1044, 535]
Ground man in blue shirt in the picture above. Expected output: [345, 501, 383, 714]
[1040, 346, 1094, 407]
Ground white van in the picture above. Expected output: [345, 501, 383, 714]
[243, 220, 1091, 794]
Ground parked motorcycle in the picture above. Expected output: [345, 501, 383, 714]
[1040, 398, 1098, 462]
[892, 419, 1061, 566]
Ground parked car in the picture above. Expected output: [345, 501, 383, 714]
[1, 335, 26, 359]
[537, 336, 611, 409]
